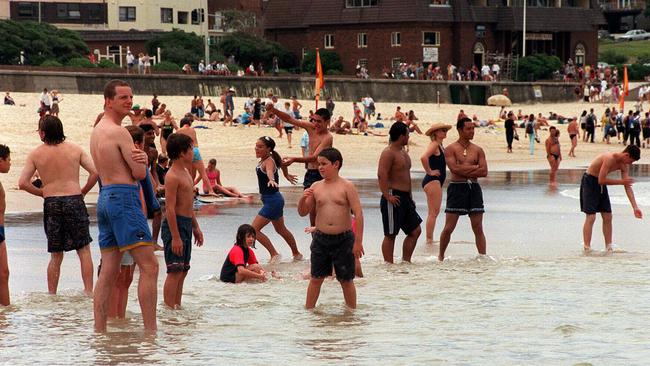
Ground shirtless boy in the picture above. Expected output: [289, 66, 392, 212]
[18, 116, 97, 295]
[162, 133, 204, 309]
[581, 145, 642, 252]
[299, 148, 364, 309]
[0, 144, 11, 306]
[90, 80, 159, 333]
[439, 117, 488, 261]
[266, 105, 334, 224]
[176, 117, 217, 195]
[378, 122, 422, 263]
[567, 117, 580, 158]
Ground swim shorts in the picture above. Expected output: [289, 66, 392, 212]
[311, 230, 355, 281]
[580, 173, 612, 214]
[0, 225, 4, 243]
[445, 181, 485, 215]
[43, 195, 92, 253]
[259, 191, 284, 220]
[380, 189, 422, 236]
[303, 169, 322, 189]
[97, 184, 153, 252]
[140, 170, 161, 219]
[192, 146, 202, 163]
[162, 215, 193, 273]
[284, 126, 294, 134]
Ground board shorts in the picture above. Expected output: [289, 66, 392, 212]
[192, 146, 202, 162]
[43, 194, 92, 253]
[311, 230, 355, 281]
[259, 191, 284, 220]
[303, 169, 322, 189]
[380, 189, 422, 236]
[445, 181, 485, 215]
[0, 225, 4, 243]
[580, 173, 612, 214]
[284, 126, 293, 134]
[643, 127, 650, 140]
[162, 215, 193, 273]
[97, 184, 153, 253]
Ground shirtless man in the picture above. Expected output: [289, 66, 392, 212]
[330, 116, 352, 135]
[291, 96, 303, 119]
[393, 106, 406, 122]
[18, 116, 98, 295]
[580, 145, 642, 253]
[266, 105, 334, 225]
[128, 105, 144, 125]
[138, 109, 160, 136]
[90, 80, 159, 333]
[378, 122, 422, 263]
[439, 117, 488, 261]
[298, 148, 364, 309]
[567, 117, 580, 157]
[545, 126, 561, 187]
[176, 117, 217, 195]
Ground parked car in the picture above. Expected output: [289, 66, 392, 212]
[618, 29, 650, 41]
[598, 30, 614, 40]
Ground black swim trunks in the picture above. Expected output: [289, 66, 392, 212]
[43, 195, 92, 253]
[162, 215, 193, 273]
[380, 189, 422, 236]
[284, 125, 294, 134]
[303, 169, 323, 189]
[445, 181, 485, 215]
[580, 173, 612, 214]
[311, 230, 355, 281]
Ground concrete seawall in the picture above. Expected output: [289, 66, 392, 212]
[0, 69, 585, 104]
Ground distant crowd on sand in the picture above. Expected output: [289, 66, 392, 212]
[0, 81, 644, 337]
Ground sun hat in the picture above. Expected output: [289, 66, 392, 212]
[425, 123, 452, 136]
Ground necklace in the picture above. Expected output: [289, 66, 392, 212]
[459, 141, 470, 157]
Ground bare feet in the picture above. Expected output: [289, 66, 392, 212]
[269, 254, 282, 264]
[293, 253, 304, 261]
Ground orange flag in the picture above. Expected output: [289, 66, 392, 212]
[620, 65, 628, 110]
[315, 48, 324, 109]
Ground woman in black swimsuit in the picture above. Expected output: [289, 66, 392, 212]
[545, 126, 562, 186]
[420, 123, 451, 245]
[159, 110, 178, 154]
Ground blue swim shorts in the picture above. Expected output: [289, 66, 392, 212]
[0, 225, 4, 243]
[161, 215, 193, 273]
[97, 184, 153, 252]
[258, 191, 284, 220]
[192, 146, 202, 163]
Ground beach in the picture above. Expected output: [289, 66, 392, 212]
[1, 92, 650, 364]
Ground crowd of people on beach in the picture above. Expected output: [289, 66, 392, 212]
[0, 80, 645, 337]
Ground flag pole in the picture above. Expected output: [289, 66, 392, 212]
[315, 48, 324, 109]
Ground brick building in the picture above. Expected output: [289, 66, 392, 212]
[264, 0, 605, 75]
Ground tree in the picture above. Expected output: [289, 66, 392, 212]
[515, 53, 562, 81]
[0, 20, 89, 65]
[217, 32, 297, 71]
[221, 10, 258, 33]
[301, 50, 343, 74]
[146, 29, 221, 67]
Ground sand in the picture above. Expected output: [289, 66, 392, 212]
[1, 91, 647, 213]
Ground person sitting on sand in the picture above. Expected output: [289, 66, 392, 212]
[220, 224, 269, 283]
[406, 110, 423, 134]
[205, 99, 217, 116]
[392, 106, 406, 122]
[330, 116, 352, 135]
[208, 109, 222, 122]
[4, 92, 15, 106]
[153, 104, 167, 117]
[536, 113, 549, 127]
[203, 158, 249, 199]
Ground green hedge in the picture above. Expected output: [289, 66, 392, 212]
[515, 54, 563, 81]
[40, 59, 63, 67]
[301, 50, 343, 74]
[66, 57, 95, 68]
[97, 59, 120, 69]
[153, 61, 180, 72]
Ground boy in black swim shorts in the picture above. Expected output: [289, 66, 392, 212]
[299, 148, 364, 309]
[0, 144, 11, 306]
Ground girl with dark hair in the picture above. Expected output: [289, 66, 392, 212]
[220, 224, 269, 283]
[252, 136, 301, 262]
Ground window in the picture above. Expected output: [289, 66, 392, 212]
[345, 0, 378, 7]
[358, 59, 368, 68]
[302, 47, 308, 59]
[161, 8, 173, 23]
[391, 32, 401, 46]
[57, 4, 81, 19]
[178, 11, 188, 24]
[575, 43, 585, 66]
[422, 31, 440, 46]
[357, 33, 368, 48]
[119, 6, 136, 22]
[324, 34, 334, 49]
[17, 2, 37, 17]
[391, 58, 402, 69]
[430, 0, 450, 5]
[88, 4, 102, 21]
[191, 9, 204, 25]
[475, 25, 486, 38]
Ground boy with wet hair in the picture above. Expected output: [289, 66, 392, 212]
[298, 147, 364, 309]
[0, 144, 10, 305]
[162, 133, 204, 309]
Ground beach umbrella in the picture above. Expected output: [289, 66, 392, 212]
[487, 94, 512, 107]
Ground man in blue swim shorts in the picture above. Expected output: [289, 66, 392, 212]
[90, 80, 159, 333]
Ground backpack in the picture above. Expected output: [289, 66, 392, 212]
[586, 114, 595, 127]
[632, 117, 641, 133]
[525, 122, 534, 135]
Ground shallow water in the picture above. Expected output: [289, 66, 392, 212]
[2, 168, 650, 365]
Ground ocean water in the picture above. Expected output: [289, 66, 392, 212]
[1, 167, 650, 365]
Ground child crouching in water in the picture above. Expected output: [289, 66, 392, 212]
[299, 148, 364, 309]
[162, 133, 204, 309]
[220, 224, 270, 283]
